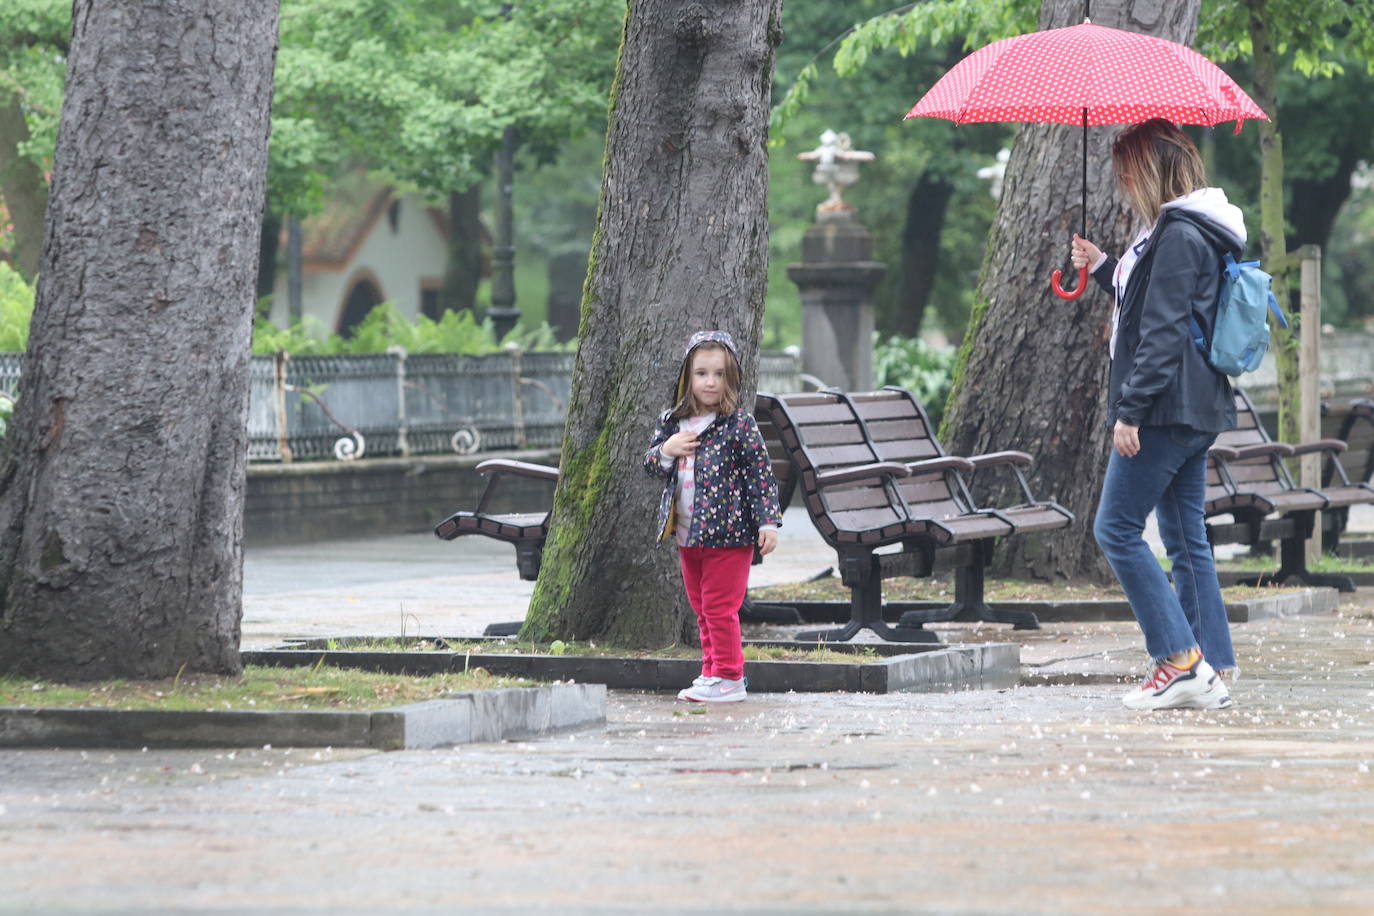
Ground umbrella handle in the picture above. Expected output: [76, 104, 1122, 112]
[1051, 266, 1088, 300]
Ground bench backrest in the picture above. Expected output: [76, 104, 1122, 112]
[1211, 388, 1295, 501]
[753, 398, 797, 512]
[1326, 398, 1374, 486]
[845, 388, 973, 523]
[755, 391, 908, 545]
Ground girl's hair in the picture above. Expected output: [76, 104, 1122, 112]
[672, 341, 740, 418]
[1111, 118, 1207, 222]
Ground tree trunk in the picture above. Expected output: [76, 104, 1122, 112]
[893, 172, 954, 337]
[441, 184, 484, 313]
[1244, 0, 1299, 445]
[256, 211, 281, 305]
[940, 0, 1201, 582]
[0, 0, 279, 680]
[521, 0, 782, 647]
[0, 90, 50, 283]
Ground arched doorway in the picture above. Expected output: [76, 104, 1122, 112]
[336, 273, 384, 337]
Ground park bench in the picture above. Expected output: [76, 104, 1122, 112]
[754, 387, 1074, 643]
[1321, 397, 1374, 551]
[1204, 389, 1372, 591]
[433, 397, 801, 630]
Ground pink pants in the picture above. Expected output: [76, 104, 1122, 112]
[677, 544, 754, 681]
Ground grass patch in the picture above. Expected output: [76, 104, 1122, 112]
[0, 665, 537, 712]
[1220, 552, 1374, 573]
[303, 637, 882, 664]
[749, 576, 1306, 604]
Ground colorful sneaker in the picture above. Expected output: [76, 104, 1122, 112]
[677, 675, 718, 700]
[680, 676, 747, 704]
[1122, 655, 1233, 711]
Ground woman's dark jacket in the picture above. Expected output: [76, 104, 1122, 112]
[1091, 208, 1238, 433]
[643, 410, 782, 547]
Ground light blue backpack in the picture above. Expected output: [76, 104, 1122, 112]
[1189, 251, 1288, 377]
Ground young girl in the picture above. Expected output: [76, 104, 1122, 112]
[1071, 119, 1239, 711]
[643, 330, 782, 703]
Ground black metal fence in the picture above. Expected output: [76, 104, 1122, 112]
[2, 348, 801, 462]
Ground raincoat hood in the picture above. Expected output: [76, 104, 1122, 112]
[670, 329, 741, 414]
[1161, 187, 1247, 255]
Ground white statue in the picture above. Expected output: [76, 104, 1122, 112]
[798, 129, 875, 214]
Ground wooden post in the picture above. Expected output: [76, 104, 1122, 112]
[1298, 244, 1321, 565]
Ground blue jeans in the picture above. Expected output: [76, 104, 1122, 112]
[1093, 425, 1236, 669]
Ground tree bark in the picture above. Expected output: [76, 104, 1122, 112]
[0, 0, 279, 680]
[940, 0, 1201, 582]
[256, 211, 281, 305]
[521, 0, 782, 647]
[0, 90, 50, 283]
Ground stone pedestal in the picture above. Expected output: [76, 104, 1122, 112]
[787, 209, 885, 392]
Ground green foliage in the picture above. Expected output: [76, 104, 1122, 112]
[872, 333, 956, 429]
[764, 2, 1020, 346]
[270, 0, 622, 216]
[0, 261, 34, 351]
[0, 1, 68, 177]
[251, 302, 572, 356]
[1198, 0, 1374, 78]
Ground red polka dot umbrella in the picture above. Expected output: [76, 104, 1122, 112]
[905, 19, 1267, 299]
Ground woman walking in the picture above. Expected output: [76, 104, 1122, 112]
[1071, 118, 1240, 711]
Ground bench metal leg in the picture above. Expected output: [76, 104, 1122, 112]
[898, 547, 1041, 630]
[1229, 531, 1356, 594]
[514, 541, 543, 581]
[797, 552, 939, 644]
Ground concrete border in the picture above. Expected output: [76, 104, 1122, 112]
[774, 586, 1339, 625]
[240, 643, 1019, 695]
[0, 683, 605, 751]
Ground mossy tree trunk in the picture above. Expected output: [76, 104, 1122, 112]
[1244, 0, 1300, 446]
[0, 0, 279, 680]
[521, 0, 782, 647]
[939, 0, 1200, 582]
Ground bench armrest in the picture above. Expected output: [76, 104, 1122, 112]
[1230, 442, 1295, 460]
[476, 458, 560, 482]
[816, 462, 911, 488]
[967, 450, 1033, 470]
[905, 455, 976, 475]
[1209, 445, 1240, 461]
[1287, 438, 1347, 457]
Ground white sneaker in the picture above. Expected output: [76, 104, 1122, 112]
[677, 675, 718, 700]
[680, 676, 747, 703]
[1122, 656, 1233, 711]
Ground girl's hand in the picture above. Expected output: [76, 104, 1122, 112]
[757, 528, 778, 556]
[1113, 420, 1140, 458]
[1071, 233, 1102, 271]
[661, 429, 699, 459]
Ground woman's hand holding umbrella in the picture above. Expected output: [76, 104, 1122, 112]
[1070, 234, 1102, 278]
[904, 19, 1266, 301]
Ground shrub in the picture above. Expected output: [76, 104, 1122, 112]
[872, 333, 957, 430]
[0, 263, 35, 352]
[0, 391, 13, 445]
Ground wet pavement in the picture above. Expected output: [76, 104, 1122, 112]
[2, 508, 1373, 914]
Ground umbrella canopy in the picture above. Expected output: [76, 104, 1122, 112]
[905, 21, 1267, 299]
[906, 22, 1266, 128]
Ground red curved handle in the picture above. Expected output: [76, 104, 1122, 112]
[1051, 265, 1088, 300]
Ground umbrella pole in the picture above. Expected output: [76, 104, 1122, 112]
[1081, 108, 1087, 238]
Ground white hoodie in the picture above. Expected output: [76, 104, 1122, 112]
[1106, 187, 1247, 358]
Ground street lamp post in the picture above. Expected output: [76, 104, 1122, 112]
[488, 125, 520, 340]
